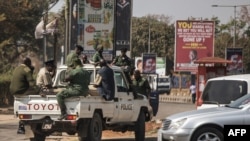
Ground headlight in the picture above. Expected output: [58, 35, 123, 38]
[168, 118, 187, 129]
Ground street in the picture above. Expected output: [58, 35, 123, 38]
[0, 102, 196, 141]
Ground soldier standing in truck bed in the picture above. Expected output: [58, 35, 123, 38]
[132, 70, 151, 99]
[112, 47, 132, 84]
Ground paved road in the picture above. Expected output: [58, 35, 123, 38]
[0, 102, 196, 141]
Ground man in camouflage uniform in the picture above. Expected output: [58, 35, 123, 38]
[10, 57, 38, 95]
[112, 47, 132, 83]
[66, 45, 83, 68]
[56, 58, 90, 120]
[112, 47, 131, 68]
[132, 70, 151, 99]
[10, 57, 38, 134]
[92, 45, 104, 66]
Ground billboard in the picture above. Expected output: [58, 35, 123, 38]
[226, 48, 243, 74]
[142, 53, 157, 74]
[115, 0, 132, 51]
[71, 0, 132, 61]
[175, 20, 215, 72]
[75, 0, 115, 61]
[135, 56, 166, 75]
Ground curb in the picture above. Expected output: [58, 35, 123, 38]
[0, 107, 14, 115]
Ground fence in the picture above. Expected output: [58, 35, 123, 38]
[159, 88, 192, 103]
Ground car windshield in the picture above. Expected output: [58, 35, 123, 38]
[226, 94, 250, 109]
[202, 80, 247, 104]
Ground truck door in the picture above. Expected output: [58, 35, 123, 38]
[111, 71, 134, 122]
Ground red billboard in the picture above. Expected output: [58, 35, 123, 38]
[175, 20, 215, 72]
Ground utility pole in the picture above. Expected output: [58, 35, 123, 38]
[43, 6, 48, 63]
[65, 0, 70, 62]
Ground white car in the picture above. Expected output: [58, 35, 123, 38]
[197, 74, 250, 109]
[158, 94, 250, 141]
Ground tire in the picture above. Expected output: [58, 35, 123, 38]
[29, 133, 46, 141]
[191, 127, 223, 141]
[86, 113, 103, 141]
[134, 110, 145, 141]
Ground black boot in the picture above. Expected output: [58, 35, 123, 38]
[17, 121, 25, 134]
[58, 104, 67, 120]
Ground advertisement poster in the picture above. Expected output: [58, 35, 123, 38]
[171, 75, 180, 88]
[175, 20, 215, 72]
[115, 0, 131, 50]
[135, 57, 166, 75]
[77, 0, 115, 61]
[226, 48, 243, 74]
[142, 53, 157, 74]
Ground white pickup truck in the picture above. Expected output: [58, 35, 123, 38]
[14, 64, 153, 141]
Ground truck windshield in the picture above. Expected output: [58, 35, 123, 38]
[202, 80, 247, 104]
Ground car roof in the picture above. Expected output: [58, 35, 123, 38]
[207, 74, 250, 82]
[57, 64, 122, 71]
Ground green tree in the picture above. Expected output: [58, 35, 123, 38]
[131, 15, 175, 59]
[0, 0, 47, 74]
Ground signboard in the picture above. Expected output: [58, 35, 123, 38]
[142, 53, 157, 74]
[115, 0, 132, 50]
[135, 56, 166, 75]
[226, 48, 243, 74]
[76, 0, 115, 61]
[175, 20, 215, 72]
[69, 0, 132, 61]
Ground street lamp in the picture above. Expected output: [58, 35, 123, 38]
[212, 4, 250, 48]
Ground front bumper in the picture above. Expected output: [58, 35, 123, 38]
[157, 128, 194, 141]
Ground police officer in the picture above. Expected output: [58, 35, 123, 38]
[56, 58, 90, 120]
[36, 60, 56, 96]
[132, 70, 151, 98]
[112, 47, 132, 83]
[92, 45, 104, 66]
[112, 47, 131, 68]
[66, 45, 83, 68]
[10, 57, 38, 95]
[9, 57, 38, 134]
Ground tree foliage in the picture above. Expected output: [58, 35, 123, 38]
[0, 0, 47, 73]
[131, 15, 175, 59]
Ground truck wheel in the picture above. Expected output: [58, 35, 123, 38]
[86, 113, 103, 141]
[30, 133, 46, 141]
[134, 110, 145, 141]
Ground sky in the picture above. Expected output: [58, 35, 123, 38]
[51, 0, 250, 24]
[133, 0, 250, 24]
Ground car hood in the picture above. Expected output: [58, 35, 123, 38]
[167, 106, 239, 120]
